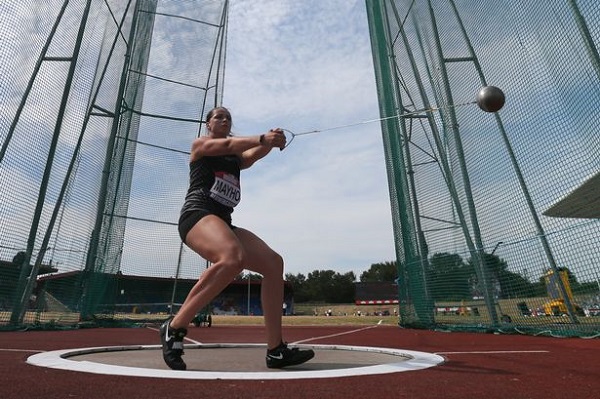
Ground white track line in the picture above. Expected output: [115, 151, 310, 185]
[146, 325, 203, 345]
[1, 348, 45, 353]
[27, 344, 444, 380]
[292, 324, 381, 345]
[148, 321, 383, 346]
[436, 350, 549, 355]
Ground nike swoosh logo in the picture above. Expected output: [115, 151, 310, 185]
[268, 353, 283, 360]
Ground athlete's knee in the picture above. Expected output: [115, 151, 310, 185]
[225, 256, 246, 275]
[268, 251, 284, 276]
[216, 247, 246, 275]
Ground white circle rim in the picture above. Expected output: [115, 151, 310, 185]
[27, 343, 445, 380]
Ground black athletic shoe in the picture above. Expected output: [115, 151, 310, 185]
[159, 318, 187, 370]
[266, 342, 315, 369]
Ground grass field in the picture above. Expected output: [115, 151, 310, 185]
[0, 303, 399, 329]
[292, 303, 397, 316]
[211, 303, 400, 326]
[4, 300, 597, 331]
[213, 314, 398, 326]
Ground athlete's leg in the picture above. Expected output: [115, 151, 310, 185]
[234, 229, 314, 368]
[170, 215, 245, 329]
[233, 227, 284, 350]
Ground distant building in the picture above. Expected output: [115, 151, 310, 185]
[0, 252, 58, 310]
[34, 271, 294, 316]
[354, 282, 399, 305]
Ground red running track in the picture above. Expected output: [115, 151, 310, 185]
[1, 324, 598, 399]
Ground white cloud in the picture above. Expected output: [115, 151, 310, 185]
[219, 0, 396, 277]
[3, 0, 598, 286]
[0, 0, 396, 279]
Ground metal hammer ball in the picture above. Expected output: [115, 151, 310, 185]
[476, 86, 505, 113]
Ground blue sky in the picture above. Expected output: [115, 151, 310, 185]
[2, 0, 596, 284]
[0, 0, 395, 280]
[221, 0, 396, 277]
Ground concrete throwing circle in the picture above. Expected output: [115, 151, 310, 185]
[27, 343, 444, 380]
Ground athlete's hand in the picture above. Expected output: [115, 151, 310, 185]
[266, 128, 286, 149]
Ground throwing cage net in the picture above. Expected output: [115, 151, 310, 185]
[366, 0, 599, 337]
[1, 0, 598, 338]
[0, 0, 227, 329]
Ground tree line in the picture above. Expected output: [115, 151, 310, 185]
[237, 252, 596, 304]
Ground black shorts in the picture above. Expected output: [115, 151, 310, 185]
[178, 209, 235, 243]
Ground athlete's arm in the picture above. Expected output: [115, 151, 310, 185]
[190, 135, 261, 162]
[190, 129, 285, 167]
[240, 129, 286, 169]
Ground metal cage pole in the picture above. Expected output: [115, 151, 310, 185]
[81, 0, 156, 318]
[447, 0, 578, 323]
[0, 0, 70, 165]
[426, 0, 499, 324]
[11, 0, 94, 325]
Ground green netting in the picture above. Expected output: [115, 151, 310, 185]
[366, 0, 599, 337]
[2, 0, 598, 338]
[0, 0, 227, 329]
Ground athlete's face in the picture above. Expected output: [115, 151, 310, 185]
[208, 108, 232, 137]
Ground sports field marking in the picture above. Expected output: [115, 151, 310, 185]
[27, 343, 444, 380]
[0, 348, 45, 353]
[292, 324, 380, 344]
[145, 325, 203, 345]
[436, 350, 549, 355]
[147, 322, 382, 346]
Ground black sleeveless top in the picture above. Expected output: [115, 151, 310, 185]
[180, 154, 242, 217]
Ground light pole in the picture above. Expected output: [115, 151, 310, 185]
[247, 272, 251, 315]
